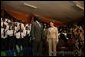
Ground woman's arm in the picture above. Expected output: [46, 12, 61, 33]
[55, 27, 59, 42]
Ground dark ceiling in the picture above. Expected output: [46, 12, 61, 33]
[1, 1, 84, 23]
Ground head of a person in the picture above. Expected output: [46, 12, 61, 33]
[63, 30, 66, 33]
[49, 21, 54, 27]
[33, 16, 39, 22]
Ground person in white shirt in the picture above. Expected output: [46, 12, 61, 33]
[62, 30, 68, 40]
[16, 30, 21, 37]
[1, 27, 8, 50]
[14, 25, 18, 32]
[1, 18, 2, 21]
[16, 24, 25, 38]
[1, 28, 4, 50]
[15, 31, 21, 50]
[25, 23, 31, 35]
[23, 25, 31, 48]
[27, 29, 30, 36]
[14, 22, 19, 32]
[16, 22, 21, 31]
[5, 23, 9, 31]
[15, 29, 24, 51]
[8, 19, 11, 23]
[4, 20, 8, 26]
[25, 23, 28, 27]
[25, 23, 31, 29]
[1, 25, 7, 39]
[21, 23, 25, 30]
[12, 25, 16, 50]
[20, 29, 26, 38]
[25, 26, 31, 36]
[5, 18, 8, 22]
[16, 32, 21, 39]
[15, 23, 24, 39]
[1, 21, 3, 28]
[1, 18, 3, 27]
[8, 29, 15, 50]
[1, 28, 7, 38]
[7, 29, 15, 37]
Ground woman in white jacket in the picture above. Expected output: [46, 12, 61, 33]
[47, 21, 58, 56]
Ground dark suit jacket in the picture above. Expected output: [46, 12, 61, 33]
[30, 21, 43, 42]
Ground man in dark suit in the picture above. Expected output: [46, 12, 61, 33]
[30, 16, 43, 56]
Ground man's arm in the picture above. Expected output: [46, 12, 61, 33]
[30, 22, 35, 40]
[47, 28, 50, 42]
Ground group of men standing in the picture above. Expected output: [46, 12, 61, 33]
[1, 16, 59, 56]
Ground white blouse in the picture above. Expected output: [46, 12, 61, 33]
[1, 18, 2, 21]
[15, 32, 20, 39]
[15, 32, 25, 39]
[7, 30, 13, 36]
[47, 27, 58, 39]
[1, 22, 3, 27]
[1, 28, 4, 36]
[1, 28, 7, 39]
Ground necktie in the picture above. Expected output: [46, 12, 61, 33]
[9, 26, 10, 30]
[20, 31, 21, 38]
[20, 24, 22, 38]
[26, 30, 28, 35]
[3, 22, 4, 27]
[3, 29, 5, 36]
[13, 29, 14, 36]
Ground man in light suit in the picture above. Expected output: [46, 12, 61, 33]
[30, 16, 43, 56]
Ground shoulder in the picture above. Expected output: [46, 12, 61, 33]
[31, 21, 36, 26]
[48, 27, 51, 30]
[54, 27, 58, 30]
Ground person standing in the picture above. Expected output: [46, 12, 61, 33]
[47, 21, 58, 56]
[30, 16, 43, 56]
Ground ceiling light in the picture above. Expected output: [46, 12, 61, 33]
[23, 3, 37, 9]
[73, 1, 84, 10]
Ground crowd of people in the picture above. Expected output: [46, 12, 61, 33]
[57, 23, 84, 56]
[1, 16, 84, 56]
[1, 17, 32, 56]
